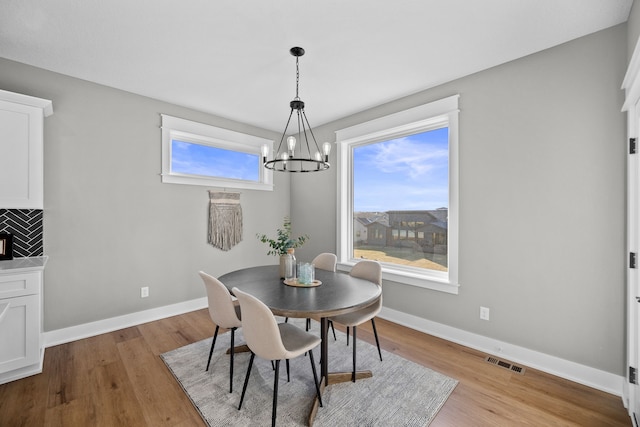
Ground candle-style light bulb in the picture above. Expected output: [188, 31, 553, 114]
[287, 136, 296, 155]
[261, 144, 269, 163]
[322, 142, 332, 162]
[281, 152, 288, 170]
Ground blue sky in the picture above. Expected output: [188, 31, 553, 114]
[171, 140, 259, 181]
[353, 127, 449, 212]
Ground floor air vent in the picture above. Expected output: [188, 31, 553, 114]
[485, 356, 526, 375]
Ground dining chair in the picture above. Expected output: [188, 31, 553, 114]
[285, 252, 338, 338]
[312, 252, 337, 271]
[328, 260, 383, 382]
[199, 271, 243, 393]
[312, 253, 338, 339]
[233, 287, 323, 427]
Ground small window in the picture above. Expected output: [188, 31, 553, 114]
[161, 114, 273, 191]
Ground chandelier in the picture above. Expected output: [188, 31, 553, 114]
[262, 47, 331, 173]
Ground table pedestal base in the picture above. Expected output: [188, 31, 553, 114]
[308, 370, 373, 426]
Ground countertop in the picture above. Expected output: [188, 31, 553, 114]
[0, 256, 48, 273]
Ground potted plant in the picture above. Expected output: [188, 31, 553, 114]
[257, 216, 308, 278]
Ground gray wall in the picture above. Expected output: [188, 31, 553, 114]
[293, 24, 628, 375]
[629, 0, 640, 61]
[0, 22, 628, 375]
[0, 58, 291, 331]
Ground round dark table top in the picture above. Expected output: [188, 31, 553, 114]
[218, 265, 381, 318]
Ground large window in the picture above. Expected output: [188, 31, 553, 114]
[161, 114, 273, 191]
[336, 95, 459, 294]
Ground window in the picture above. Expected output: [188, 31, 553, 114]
[161, 114, 273, 191]
[336, 95, 459, 294]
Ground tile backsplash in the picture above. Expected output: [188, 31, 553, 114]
[0, 209, 43, 257]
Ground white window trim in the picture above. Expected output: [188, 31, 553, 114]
[161, 114, 274, 191]
[336, 94, 459, 294]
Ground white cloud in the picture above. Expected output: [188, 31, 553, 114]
[370, 137, 447, 180]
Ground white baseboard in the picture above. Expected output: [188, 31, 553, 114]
[43, 297, 208, 347]
[41, 298, 623, 397]
[379, 306, 625, 397]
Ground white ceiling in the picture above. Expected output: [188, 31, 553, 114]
[0, 0, 632, 132]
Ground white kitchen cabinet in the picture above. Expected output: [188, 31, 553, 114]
[0, 90, 53, 209]
[0, 257, 47, 384]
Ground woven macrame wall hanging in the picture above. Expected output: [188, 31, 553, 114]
[208, 191, 242, 251]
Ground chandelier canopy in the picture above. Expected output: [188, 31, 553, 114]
[262, 47, 331, 173]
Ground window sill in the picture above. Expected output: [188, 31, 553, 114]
[161, 173, 274, 191]
[337, 262, 459, 295]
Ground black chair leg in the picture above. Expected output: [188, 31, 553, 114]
[238, 352, 255, 410]
[308, 350, 323, 407]
[286, 359, 290, 382]
[352, 326, 357, 382]
[272, 360, 280, 427]
[206, 325, 220, 371]
[306, 318, 311, 331]
[371, 319, 382, 362]
[346, 326, 350, 346]
[329, 320, 336, 341]
[229, 328, 236, 393]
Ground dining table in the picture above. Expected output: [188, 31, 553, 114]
[217, 264, 382, 425]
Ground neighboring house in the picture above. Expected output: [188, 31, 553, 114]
[353, 216, 370, 244]
[353, 212, 388, 244]
[418, 219, 448, 255]
[364, 217, 390, 246]
[359, 209, 448, 255]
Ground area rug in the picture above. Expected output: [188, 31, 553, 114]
[161, 320, 457, 426]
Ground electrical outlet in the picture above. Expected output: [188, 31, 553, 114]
[141, 286, 149, 298]
[480, 306, 490, 321]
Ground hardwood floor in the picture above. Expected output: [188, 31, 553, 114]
[0, 309, 631, 426]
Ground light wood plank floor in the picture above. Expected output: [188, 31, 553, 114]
[0, 309, 631, 426]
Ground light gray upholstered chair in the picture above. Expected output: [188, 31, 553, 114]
[199, 271, 243, 393]
[285, 252, 338, 334]
[233, 287, 323, 427]
[311, 252, 337, 272]
[312, 253, 338, 338]
[328, 260, 383, 382]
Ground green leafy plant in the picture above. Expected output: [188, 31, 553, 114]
[256, 216, 308, 256]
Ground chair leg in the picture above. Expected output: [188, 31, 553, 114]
[206, 325, 220, 371]
[371, 318, 382, 362]
[307, 349, 323, 408]
[229, 328, 236, 393]
[272, 360, 280, 427]
[352, 326, 357, 382]
[304, 319, 311, 356]
[329, 320, 336, 341]
[286, 359, 290, 382]
[238, 352, 255, 410]
[346, 326, 350, 346]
